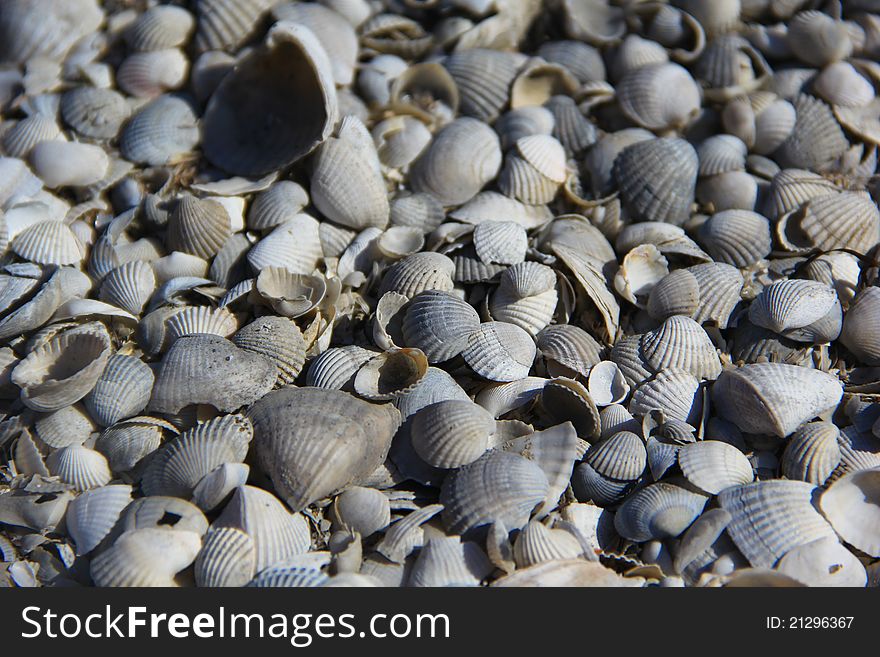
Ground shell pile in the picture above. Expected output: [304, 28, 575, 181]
[3, 0, 880, 589]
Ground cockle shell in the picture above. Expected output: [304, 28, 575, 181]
[401, 290, 480, 362]
[331, 487, 391, 538]
[616, 62, 701, 131]
[119, 95, 200, 166]
[84, 353, 155, 427]
[90, 528, 202, 587]
[748, 279, 841, 342]
[442, 49, 525, 123]
[0, 0, 103, 65]
[778, 191, 880, 255]
[536, 324, 604, 378]
[11, 221, 84, 266]
[640, 315, 722, 380]
[66, 484, 133, 556]
[819, 468, 880, 558]
[194, 0, 276, 52]
[46, 444, 112, 492]
[194, 527, 256, 587]
[698, 210, 772, 267]
[462, 322, 536, 382]
[167, 196, 232, 260]
[678, 441, 754, 495]
[411, 399, 495, 468]
[786, 10, 852, 67]
[614, 483, 708, 542]
[232, 316, 306, 386]
[782, 421, 841, 485]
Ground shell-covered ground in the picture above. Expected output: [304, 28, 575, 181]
[1, 0, 879, 588]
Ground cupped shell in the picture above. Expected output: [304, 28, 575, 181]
[411, 399, 495, 468]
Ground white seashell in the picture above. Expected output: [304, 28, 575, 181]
[11, 221, 83, 266]
[255, 267, 326, 319]
[512, 521, 583, 568]
[194, 526, 256, 587]
[782, 421, 841, 485]
[191, 461, 250, 512]
[90, 528, 202, 587]
[125, 5, 195, 51]
[787, 10, 852, 67]
[640, 315, 722, 380]
[246, 213, 323, 275]
[537, 324, 604, 378]
[83, 353, 155, 427]
[2, 114, 63, 158]
[473, 221, 528, 266]
[99, 261, 156, 316]
[95, 417, 174, 473]
[819, 468, 880, 558]
[46, 444, 112, 492]
[617, 62, 701, 131]
[629, 368, 702, 424]
[614, 483, 708, 542]
[376, 226, 424, 260]
[813, 62, 875, 108]
[306, 345, 376, 390]
[411, 399, 495, 468]
[748, 279, 840, 342]
[331, 487, 391, 538]
[60, 86, 130, 140]
[462, 321, 536, 382]
[354, 348, 428, 401]
[116, 49, 189, 99]
[232, 316, 307, 387]
[698, 210, 772, 267]
[613, 244, 668, 309]
[587, 361, 630, 406]
[0, 0, 103, 64]
[66, 484, 133, 555]
[678, 441, 754, 495]
[247, 182, 309, 232]
[442, 48, 525, 123]
[34, 403, 95, 449]
[776, 94, 849, 172]
[194, 0, 276, 52]
[375, 504, 443, 563]
[408, 536, 493, 587]
[776, 536, 867, 587]
[120, 95, 200, 166]
[28, 141, 109, 189]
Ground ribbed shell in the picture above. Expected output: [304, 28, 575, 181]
[66, 484, 133, 556]
[407, 536, 492, 587]
[688, 262, 744, 328]
[306, 345, 375, 390]
[11, 221, 83, 266]
[697, 135, 748, 176]
[617, 62, 701, 131]
[194, 0, 276, 52]
[698, 210, 772, 267]
[613, 137, 698, 226]
[786, 10, 852, 67]
[443, 49, 524, 123]
[0, 0, 103, 64]
[61, 87, 130, 140]
[84, 354, 155, 427]
[99, 261, 156, 316]
[512, 521, 583, 568]
[748, 279, 837, 334]
[712, 363, 842, 437]
[246, 213, 323, 275]
[95, 419, 168, 472]
[629, 369, 701, 423]
[819, 469, 880, 558]
[462, 322, 536, 382]
[354, 348, 428, 401]
[90, 528, 202, 587]
[719, 480, 837, 568]
[640, 315, 722, 380]
[678, 441, 754, 494]
[2, 114, 62, 158]
[585, 430, 646, 481]
[614, 483, 707, 542]
[536, 324, 604, 377]
[46, 445, 112, 492]
[34, 403, 95, 449]
[232, 316, 306, 386]
[440, 450, 550, 535]
[248, 387, 400, 511]
[411, 400, 495, 469]
[379, 252, 455, 298]
[332, 487, 391, 537]
[495, 106, 555, 150]
[545, 94, 597, 155]
[390, 193, 445, 233]
[647, 269, 700, 321]
[247, 181, 309, 231]
[120, 95, 199, 166]
[776, 94, 849, 172]
[473, 221, 528, 266]
[410, 118, 502, 206]
[116, 49, 189, 99]
[126, 5, 195, 51]
[782, 191, 880, 254]
[571, 461, 632, 506]
[781, 421, 841, 485]
[194, 527, 256, 587]
[167, 196, 232, 259]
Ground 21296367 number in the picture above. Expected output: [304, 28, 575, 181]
[766, 617, 854, 629]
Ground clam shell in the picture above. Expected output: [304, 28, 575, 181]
[167, 196, 231, 260]
[194, 0, 276, 52]
[617, 62, 701, 131]
[539, 378, 601, 441]
[698, 210, 772, 267]
[473, 221, 528, 266]
[95, 417, 173, 473]
[379, 252, 455, 298]
[306, 345, 376, 390]
[719, 479, 837, 568]
[776, 94, 849, 172]
[248, 387, 400, 511]
[572, 461, 632, 506]
[450, 191, 554, 229]
[781, 421, 841, 485]
[2, 114, 62, 158]
[394, 366, 471, 420]
[165, 306, 238, 345]
[125, 5, 195, 51]
[331, 487, 391, 538]
[613, 137, 699, 226]
[0, 489, 73, 533]
[67, 484, 134, 556]
[585, 430, 646, 481]
[34, 403, 96, 449]
[202, 21, 338, 176]
[149, 335, 277, 414]
[375, 504, 443, 563]
[841, 287, 880, 365]
[640, 315, 722, 380]
[536, 324, 604, 378]
[787, 10, 852, 67]
[99, 261, 156, 316]
[611, 334, 653, 389]
[713, 363, 842, 437]
[213, 485, 311, 573]
[587, 360, 630, 406]
[119, 95, 200, 166]
[462, 321, 536, 382]
[60, 87, 130, 140]
[544, 94, 598, 155]
[401, 290, 480, 362]
[813, 61, 875, 108]
[748, 279, 839, 338]
[232, 316, 306, 387]
[698, 135, 748, 177]
[647, 269, 700, 321]
[83, 353, 155, 427]
[390, 192, 445, 233]
[255, 267, 326, 318]
[687, 262, 744, 328]
[600, 404, 640, 439]
[90, 528, 202, 587]
[192, 461, 250, 512]
[778, 191, 880, 254]
[776, 536, 867, 587]
[247, 182, 309, 232]
[117, 49, 189, 99]
[411, 399, 495, 468]
[440, 449, 550, 535]
[194, 526, 256, 587]
[490, 264, 558, 337]
[820, 467, 880, 557]
[46, 444, 112, 492]
[11, 221, 83, 266]
[630, 368, 702, 424]
[408, 536, 493, 587]
[538, 40, 605, 84]
[614, 483, 708, 542]
[246, 213, 323, 275]
[678, 441, 754, 494]
[442, 49, 525, 123]
[495, 106, 555, 151]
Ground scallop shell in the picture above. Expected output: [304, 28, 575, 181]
[462, 321, 536, 382]
[167, 196, 232, 260]
[748, 279, 838, 337]
[66, 484, 133, 555]
[440, 449, 550, 535]
[647, 270, 701, 322]
[90, 528, 202, 587]
[34, 403, 96, 449]
[614, 483, 708, 542]
[11, 327, 111, 412]
[232, 316, 306, 387]
[617, 62, 701, 131]
[442, 49, 525, 123]
[247, 182, 309, 232]
[778, 191, 880, 254]
[119, 95, 199, 166]
[11, 221, 83, 266]
[149, 335, 277, 415]
[613, 137, 699, 226]
[536, 324, 604, 378]
[46, 444, 112, 492]
[202, 21, 338, 176]
[379, 252, 455, 298]
[83, 353, 155, 427]
[2, 114, 62, 158]
[698, 210, 772, 267]
[248, 387, 400, 511]
[99, 261, 156, 316]
[246, 213, 323, 275]
[194, 526, 256, 587]
[629, 368, 702, 424]
[719, 479, 837, 568]
[678, 440, 754, 495]
[819, 468, 880, 558]
[213, 485, 311, 573]
[400, 290, 479, 363]
[781, 421, 841, 485]
[95, 417, 173, 473]
[473, 221, 528, 266]
[640, 315, 722, 380]
[411, 399, 495, 468]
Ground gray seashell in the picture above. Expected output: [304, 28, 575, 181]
[813, 61, 875, 108]
[776, 536, 867, 587]
[748, 279, 840, 341]
[120, 95, 200, 166]
[440, 449, 550, 535]
[95, 417, 174, 473]
[512, 521, 584, 568]
[698, 209, 772, 267]
[90, 528, 202, 587]
[600, 404, 640, 439]
[117, 49, 189, 99]
[781, 421, 841, 485]
[611, 334, 654, 389]
[450, 191, 554, 229]
[248, 182, 309, 232]
[713, 363, 842, 437]
[125, 5, 195, 52]
[719, 479, 837, 568]
[29, 141, 109, 189]
[410, 117, 502, 206]
[233, 316, 306, 387]
[0, 0, 103, 65]
[379, 252, 455, 298]
[11, 221, 84, 266]
[697, 135, 748, 177]
[99, 261, 156, 316]
[34, 403, 96, 449]
[787, 10, 852, 67]
[647, 269, 701, 322]
[394, 366, 471, 421]
[390, 193, 445, 233]
[613, 137, 698, 226]
[538, 378, 601, 441]
[354, 348, 428, 401]
[192, 461, 250, 512]
[194, 526, 255, 587]
[841, 287, 880, 365]
[495, 106, 555, 151]
[694, 35, 769, 100]
[776, 94, 849, 172]
[614, 483, 708, 542]
[306, 345, 376, 390]
[374, 503, 443, 563]
[678, 440, 754, 494]
[611, 34, 669, 82]
[246, 213, 323, 275]
[46, 444, 112, 492]
[617, 62, 701, 131]
[462, 321, 536, 382]
[561, 0, 626, 46]
[777, 191, 880, 254]
[490, 262, 558, 337]
[248, 387, 400, 511]
[168, 196, 231, 260]
[202, 22, 338, 176]
[255, 267, 326, 319]
[640, 315, 722, 380]
[819, 468, 880, 558]
[473, 221, 528, 266]
[194, 0, 277, 53]
[0, 489, 73, 533]
[538, 40, 606, 84]
[411, 399, 495, 468]
[585, 430, 647, 482]
[536, 324, 604, 378]
[2, 114, 62, 158]
[442, 49, 525, 123]
[66, 484, 133, 555]
[84, 354, 155, 427]
[629, 368, 702, 424]
[544, 95, 598, 155]
[149, 335, 277, 414]
[408, 536, 492, 587]
[331, 487, 391, 538]
[587, 360, 630, 406]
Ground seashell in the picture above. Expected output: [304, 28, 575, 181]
[247, 564, 329, 587]
[613, 137, 699, 226]
[95, 417, 174, 473]
[12, 327, 111, 412]
[629, 368, 702, 424]
[719, 479, 837, 567]
[306, 345, 375, 390]
[194, 527, 256, 587]
[167, 196, 232, 260]
[213, 485, 311, 573]
[440, 449, 550, 535]
[544, 95, 597, 155]
[0, 0, 103, 64]
[614, 244, 668, 309]
[125, 5, 195, 51]
[408, 536, 492, 587]
[84, 354, 155, 427]
[776, 536, 867, 587]
[600, 404, 640, 439]
[781, 421, 841, 485]
[394, 366, 470, 422]
[687, 262, 744, 328]
[561, 0, 626, 46]
[232, 316, 306, 387]
[678, 441, 754, 495]
[490, 264, 558, 337]
[34, 403, 96, 449]
[99, 261, 156, 316]
[390, 193, 445, 233]
[615, 222, 710, 262]
[492, 559, 642, 587]
[46, 444, 112, 492]
[640, 315, 722, 380]
[311, 115, 389, 230]
[751, 98, 798, 156]
[694, 35, 769, 100]
[60, 87, 130, 141]
[611, 35, 669, 81]
[587, 361, 630, 406]
[509, 61, 579, 109]
[28, 140, 109, 189]
[614, 483, 708, 542]
[247, 182, 309, 232]
[379, 252, 455, 298]
[841, 287, 880, 364]
[764, 168, 840, 219]
[617, 63, 701, 131]
[246, 213, 323, 275]
[249, 387, 400, 511]
[647, 269, 701, 322]
[120, 95, 200, 166]
[410, 117, 502, 206]
[354, 348, 428, 401]
[376, 226, 425, 260]
[451, 191, 554, 229]
[538, 40, 606, 84]
[442, 49, 525, 123]
[374, 503, 443, 563]
[611, 335, 654, 389]
[819, 468, 880, 558]
[141, 414, 252, 498]
[712, 363, 842, 437]
[361, 13, 433, 60]
[116, 49, 189, 99]
[411, 399, 495, 468]
[11, 221, 83, 266]
[777, 191, 880, 255]
[191, 461, 250, 512]
[373, 116, 432, 170]
[584, 430, 647, 483]
[787, 10, 852, 67]
[813, 62, 875, 108]
[66, 484, 133, 555]
[194, 0, 276, 52]
[748, 279, 839, 341]
[512, 521, 583, 568]
[536, 324, 604, 378]
[202, 21, 338, 176]
[2, 114, 62, 158]
[698, 209, 772, 267]
[538, 378, 601, 441]
[255, 267, 326, 319]
[0, 488, 73, 533]
[775, 94, 849, 172]
[149, 335, 277, 415]
[495, 107, 555, 151]
[800, 252, 860, 304]
[90, 528, 202, 587]
[697, 135, 748, 177]
[331, 487, 391, 537]
[473, 221, 528, 266]
[462, 322, 536, 382]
